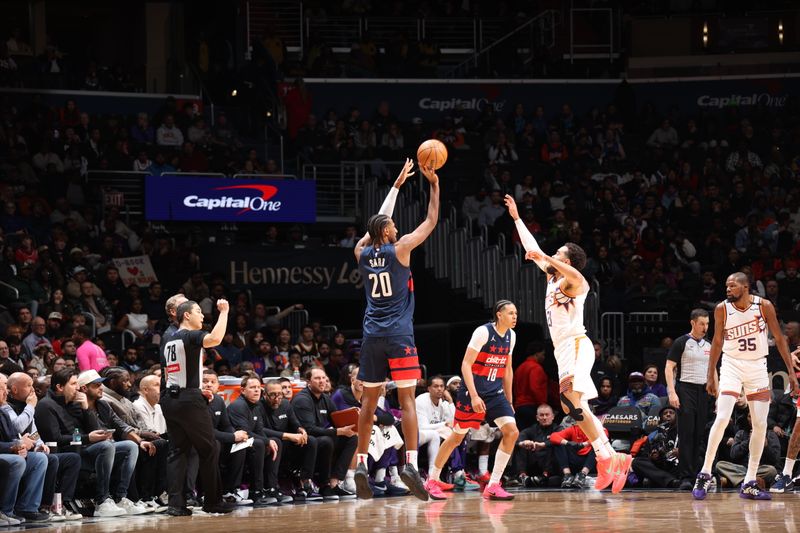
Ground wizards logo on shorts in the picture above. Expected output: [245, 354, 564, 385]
[145, 175, 316, 223]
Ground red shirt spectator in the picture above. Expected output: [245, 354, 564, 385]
[550, 424, 609, 456]
[513, 348, 548, 408]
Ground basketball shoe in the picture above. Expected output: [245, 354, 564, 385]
[692, 472, 713, 500]
[400, 464, 430, 501]
[740, 480, 772, 500]
[354, 462, 372, 500]
[423, 479, 447, 500]
[612, 453, 632, 494]
[483, 483, 514, 501]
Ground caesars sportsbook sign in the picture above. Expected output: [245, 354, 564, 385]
[145, 176, 315, 223]
[200, 246, 363, 300]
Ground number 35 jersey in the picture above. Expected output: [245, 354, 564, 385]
[722, 296, 768, 360]
[359, 242, 415, 337]
[467, 323, 517, 397]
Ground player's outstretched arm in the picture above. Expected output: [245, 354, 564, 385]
[396, 165, 439, 257]
[706, 303, 726, 397]
[504, 194, 547, 271]
[203, 299, 230, 348]
[762, 299, 800, 397]
[378, 158, 415, 217]
[526, 250, 587, 296]
[354, 233, 372, 261]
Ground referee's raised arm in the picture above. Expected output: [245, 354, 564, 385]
[203, 299, 230, 348]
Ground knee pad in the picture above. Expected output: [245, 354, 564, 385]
[560, 393, 585, 422]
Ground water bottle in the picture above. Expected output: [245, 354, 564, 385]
[71, 428, 81, 446]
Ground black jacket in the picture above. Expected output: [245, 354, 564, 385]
[0, 409, 20, 453]
[208, 395, 237, 445]
[228, 396, 270, 441]
[291, 388, 337, 438]
[34, 390, 99, 451]
[260, 398, 303, 439]
[92, 399, 135, 442]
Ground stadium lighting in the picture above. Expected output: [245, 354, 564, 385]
[231, 89, 238, 97]
[778, 20, 784, 45]
[702, 21, 708, 48]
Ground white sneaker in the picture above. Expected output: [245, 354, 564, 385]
[116, 497, 149, 515]
[143, 498, 168, 513]
[63, 509, 83, 521]
[94, 498, 127, 517]
[342, 478, 357, 494]
[392, 477, 409, 491]
[222, 491, 253, 506]
[0, 512, 22, 526]
[48, 512, 66, 522]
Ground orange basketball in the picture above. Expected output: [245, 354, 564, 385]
[417, 139, 448, 171]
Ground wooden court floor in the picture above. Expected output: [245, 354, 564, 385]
[11, 490, 800, 533]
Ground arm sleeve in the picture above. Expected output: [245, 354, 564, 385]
[188, 330, 208, 346]
[550, 427, 570, 445]
[292, 395, 336, 437]
[467, 326, 489, 352]
[667, 336, 688, 364]
[378, 187, 399, 217]
[514, 219, 548, 271]
[2, 405, 36, 435]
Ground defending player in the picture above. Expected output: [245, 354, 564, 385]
[771, 347, 800, 492]
[423, 300, 520, 501]
[505, 194, 631, 493]
[692, 272, 799, 500]
[353, 159, 440, 501]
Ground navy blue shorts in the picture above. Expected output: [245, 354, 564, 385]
[453, 386, 514, 430]
[358, 335, 421, 384]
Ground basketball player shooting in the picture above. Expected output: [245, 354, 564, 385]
[352, 158, 440, 501]
[692, 272, 799, 501]
[505, 194, 631, 493]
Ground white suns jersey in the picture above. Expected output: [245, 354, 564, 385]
[722, 296, 768, 360]
[545, 275, 587, 347]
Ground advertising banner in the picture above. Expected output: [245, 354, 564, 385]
[305, 76, 800, 122]
[145, 175, 316, 223]
[200, 246, 363, 300]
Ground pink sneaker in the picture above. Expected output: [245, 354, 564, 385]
[423, 479, 447, 500]
[483, 482, 514, 501]
[612, 453, 632, 495]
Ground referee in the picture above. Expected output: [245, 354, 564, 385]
[161, 298, 233, 515]
[665, 308, 713, 491]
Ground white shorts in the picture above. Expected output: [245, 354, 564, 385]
[555, 335, 597, 400]
[718, 356, 770, 401]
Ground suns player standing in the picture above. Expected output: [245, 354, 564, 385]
[352, 159, 440, 501]
[692, 272, 799, 500]
[423, 300, 520, 500]
[505, 195, 631, 493]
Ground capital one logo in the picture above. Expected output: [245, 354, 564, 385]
[182, 184, 282, 215]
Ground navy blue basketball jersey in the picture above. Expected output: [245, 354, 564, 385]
[471, 323, 512, 396]
[359, 242, 415, 337]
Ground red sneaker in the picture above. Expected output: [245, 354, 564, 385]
[483, 482, 514, 501]
[474, 472, 491, 485]
[423, 479, 447, 500]
[595, 455, 616, 491]
[428, 479, 455, 491]
[612, 453, 632, 494]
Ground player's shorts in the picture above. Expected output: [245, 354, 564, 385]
[554, 335, 597, 400]
[453, 386, 514, 431]
[358, 334, 421, 385]
[718, 355, 770, 401]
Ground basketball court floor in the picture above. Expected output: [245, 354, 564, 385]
[9, 489, 798, 532]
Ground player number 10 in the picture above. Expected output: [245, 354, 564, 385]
[368, 272, 393, 298]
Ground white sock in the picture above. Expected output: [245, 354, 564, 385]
[375, 468, 386, 483]
[490, 449, 512, 485]
[389, 465, 399, 479]
[744, 400, 770, 484]
[701, 394, 737, 474]
[346, 469, 355, 482]
[784, 458, 796, 477]
[454, 469, 464, 479]
[478, 454, 489, 475]
[429, 465, 442, 482]
[406, 450, 418, 469]
[356, 453, 368, 467]
[590, 437, 612, 460]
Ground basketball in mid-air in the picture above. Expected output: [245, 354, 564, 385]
[417, 139, 448, 171]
